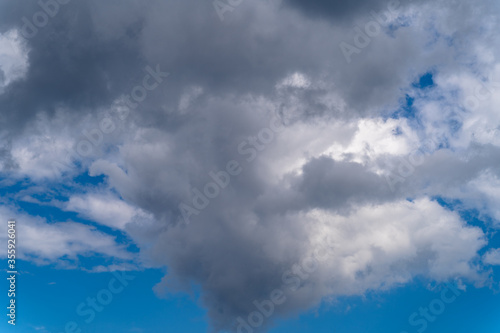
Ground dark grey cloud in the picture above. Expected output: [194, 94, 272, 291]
[0, 67, 5, 85]
[0, 0, 461, 138]
[0, 0, 146, 132]
[285, 0, 394, 21]
[0, 0, 487, 139]
[253, 157, 397, 218]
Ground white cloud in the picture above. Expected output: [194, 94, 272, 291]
[0, 205, 132, 266]
[276, 72, 311, 89]
[443, 171, 500, 227]
[483, 248, 500, 266]
[325, 118, 419, 163]
[307, 198, 486, 291]
[65, 192, 153, 230]
[0, 29, 29, 91]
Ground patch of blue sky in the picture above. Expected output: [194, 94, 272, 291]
[432, 196, 496, 230]
[390, 72, 434, 119]
[268, 278, 500, 333]
[0, 261, 207, 333]
[390, 94, 419, 122]
[413, 72, 435, 89]
[73, 171, 106, 187]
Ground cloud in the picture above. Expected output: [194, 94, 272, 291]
[65, 192, 152, 230]
[0, 0, 500, 331]
[0, 0, 146, 134]
[0, 205, 132, 267]
[285, 0, 404, 21]
[149, 198, 485, 330]
[0, 29, 28, 91]
[483, 249, 500, 266]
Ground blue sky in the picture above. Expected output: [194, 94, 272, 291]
[2, 256, 500, 333]
[2, 0, 500, 332]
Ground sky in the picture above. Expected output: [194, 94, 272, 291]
[1, 0, 500, 332]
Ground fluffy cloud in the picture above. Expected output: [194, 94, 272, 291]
[483, 249, 500, 266]
[65, 192, 152, 230]
[147, 198, 485, 330]
[0, 0, 500, 331]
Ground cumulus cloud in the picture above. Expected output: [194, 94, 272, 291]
[143, 198, 486, 331]
[0, 0, 500, 331]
